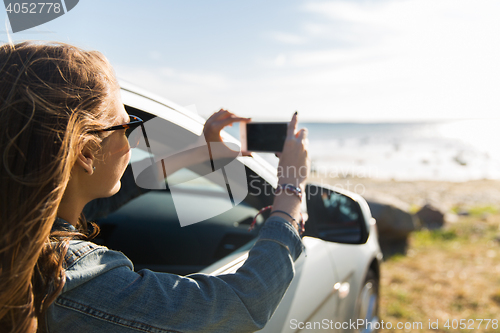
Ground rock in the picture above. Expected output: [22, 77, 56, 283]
[416, 204, 445, 230]
[366, 194, 419, 240]
[365, 193, 419, 258]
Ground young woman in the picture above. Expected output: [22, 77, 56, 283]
[0, 41, 309, 333]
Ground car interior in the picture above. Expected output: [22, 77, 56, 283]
[90, 105, 273, 276]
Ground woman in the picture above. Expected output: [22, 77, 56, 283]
[0, 41, 309, 333]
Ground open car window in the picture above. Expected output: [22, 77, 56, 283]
[89, 105, 268, 276]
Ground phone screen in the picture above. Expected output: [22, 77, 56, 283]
[246, 122, 288, 152]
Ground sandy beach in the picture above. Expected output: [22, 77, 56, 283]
[309, 176, 500, 213]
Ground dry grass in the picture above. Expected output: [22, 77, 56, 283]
[309, 177, 500, 332]
[379, 212, 500, 333]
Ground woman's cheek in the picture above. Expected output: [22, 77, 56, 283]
[125, 148, 132, 165]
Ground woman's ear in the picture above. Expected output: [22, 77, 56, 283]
[76, 145, 95, 175]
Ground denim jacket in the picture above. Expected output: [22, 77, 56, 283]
[45, 216, 303, 333]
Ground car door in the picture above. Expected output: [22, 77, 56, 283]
[255, 237, 340, 333]
[89, 84, 344, 332]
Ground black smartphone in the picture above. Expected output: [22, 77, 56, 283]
[240, 122, 288, 153]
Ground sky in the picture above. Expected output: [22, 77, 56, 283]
[1, 0, 500, 122]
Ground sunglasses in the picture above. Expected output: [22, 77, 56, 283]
[89, 115, 145, 148]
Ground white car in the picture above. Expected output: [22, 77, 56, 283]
[91, 81, 383, 333]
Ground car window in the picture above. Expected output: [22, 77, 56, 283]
[91, 104, 269, 275]
[306, 189, 364, 243]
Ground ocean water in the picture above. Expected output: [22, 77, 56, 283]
[302, 120, 500, 181]
[226, 119, 500, 181]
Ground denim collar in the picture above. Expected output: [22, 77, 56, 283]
[53, 217, 77, 232]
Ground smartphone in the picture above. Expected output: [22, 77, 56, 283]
[240, 122, 288, 153]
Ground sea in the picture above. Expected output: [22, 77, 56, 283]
[226, 119, 500, 182]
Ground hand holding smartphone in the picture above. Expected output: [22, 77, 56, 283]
[240, 121, 288, 153]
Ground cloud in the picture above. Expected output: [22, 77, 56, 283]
[270, 31, 305, 45]
[173, 71, 229, 89]
[274, 54, 287, 67]
[116, 0, 500, 122]
[147, 66, 230, 90]
[302, 23, 328, 36]
[303, 0, 387, 24]
[113, 65, 234, 117]
[255, 0, 500, 120]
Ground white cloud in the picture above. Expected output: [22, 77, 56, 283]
[113, 65, 237, 118]
[145, 66, 229, 90]
[304, 1, 366, 21]
[116, 0, 500, 122]
[160, 67, 175, 76]
[257, 0, 500, 120]
[274, 54, 287, 67]
[174, 72, 229, 89]
[302, 23, 328, 36]
[270, 31, 305, 45]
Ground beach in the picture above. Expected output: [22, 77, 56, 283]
[309, 176, 500, 213]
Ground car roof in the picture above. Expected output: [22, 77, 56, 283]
[119, 79, 206, 124]
[118, 79, 279, 186]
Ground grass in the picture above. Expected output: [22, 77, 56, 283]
[379, 210, 500, 333]
[451, 205, 499, 217]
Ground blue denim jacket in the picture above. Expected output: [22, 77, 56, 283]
[45, 216, 303, 333]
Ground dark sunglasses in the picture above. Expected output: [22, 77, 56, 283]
[89, 115, 145, 148]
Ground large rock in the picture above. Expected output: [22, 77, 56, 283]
[365, 193, 419, 258]
[416, 204, 445, 230]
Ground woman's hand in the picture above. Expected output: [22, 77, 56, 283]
[150, 109, 250, 181]
[270, 112, 310, 233]
[277, 112, 310, 190]
[201, 109, 251, 158]
[203, 108, 250, 145]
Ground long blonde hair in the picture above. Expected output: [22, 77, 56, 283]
[0, 41, 118, 332]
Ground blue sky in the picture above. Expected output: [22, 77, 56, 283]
[2, 0, 500, 121]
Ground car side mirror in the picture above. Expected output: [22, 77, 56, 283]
[304, 183, 371, 244]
